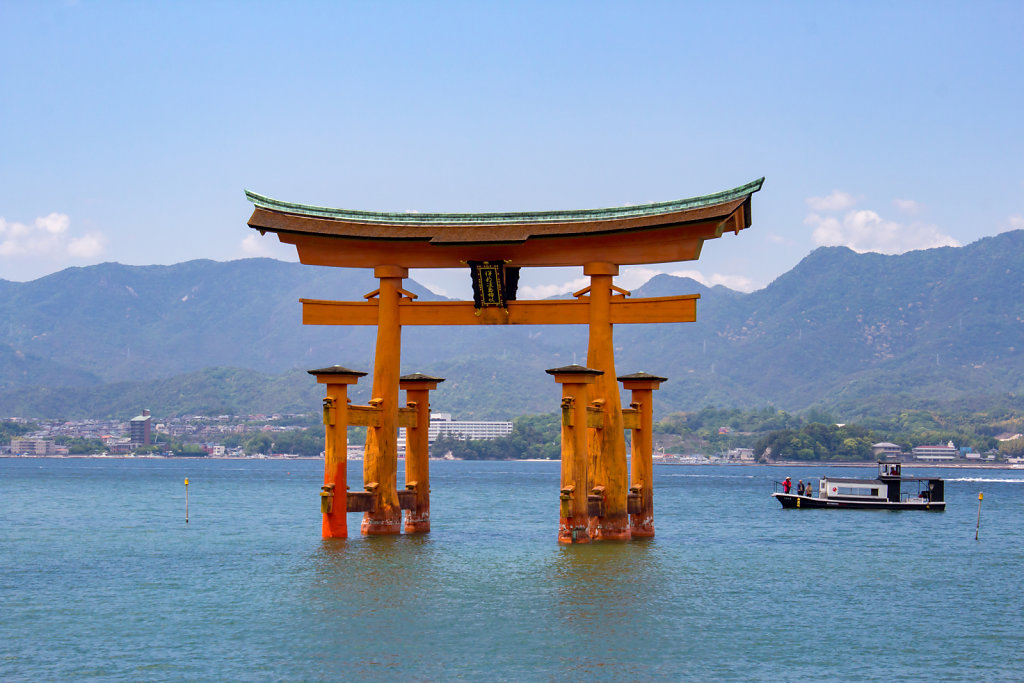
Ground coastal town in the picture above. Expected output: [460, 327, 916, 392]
[1, 410, 515, 460]
[5, 409, 1021, 466]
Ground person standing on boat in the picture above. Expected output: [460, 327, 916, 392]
[782, 477, 792, 494]
[797, 480, 805, 496]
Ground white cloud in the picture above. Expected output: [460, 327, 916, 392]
[67, 233, 107, 258]
[893, 198, 921, 214]
[807, 208, 959, 254]
[803, 190, 958, 255]
[1007, 214, 1024, 230]
[617, 267, 665, 290]
[0, 213, 107, 262]
[519, 276, 589, 300]
[240, 234, 268, 256]
[36, 212, 70, 234]
[239, 233, 298, 261]
[806, 190, 856, 213]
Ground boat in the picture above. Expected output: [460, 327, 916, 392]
[772, 461, 945, 511]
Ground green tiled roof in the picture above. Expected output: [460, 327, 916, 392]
[245, 178, 763, 226]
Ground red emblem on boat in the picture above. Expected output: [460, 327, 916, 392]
[832, 487, 837, 492]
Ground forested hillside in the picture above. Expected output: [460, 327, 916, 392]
[1, 230, 1022, 420]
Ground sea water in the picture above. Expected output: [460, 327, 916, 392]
[2, 458, 1022, 681]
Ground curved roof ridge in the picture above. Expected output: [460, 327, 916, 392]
[244, 177, 763, 226]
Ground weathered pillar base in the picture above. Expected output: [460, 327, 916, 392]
[322, 489, 347, 539]
[404, 513, 430, 534]
[594, 514, 631, 541]
[630, 516, 655, 538]
[362, 513, 402, 535]
[559, 519, 591, 544]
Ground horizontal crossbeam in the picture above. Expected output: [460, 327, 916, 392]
[300, 295, 699, 326]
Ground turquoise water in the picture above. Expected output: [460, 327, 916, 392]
[2, 458, 1022, 681]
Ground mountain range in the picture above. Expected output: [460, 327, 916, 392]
[2, 229, 1023, 420]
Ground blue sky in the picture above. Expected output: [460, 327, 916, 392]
[2, 1, 1022, 298]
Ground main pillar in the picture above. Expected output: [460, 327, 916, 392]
[547, 364, 602, 544]
[400, 373, 444, 533]
[619, 372, 666, 538]
[308, 365, 366, 539]
[583, 262, 630, 540]
[362, 265, 407, 535]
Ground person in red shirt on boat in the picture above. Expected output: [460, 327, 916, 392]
[782, 476, 792, 494]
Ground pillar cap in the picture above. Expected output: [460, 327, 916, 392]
[308, 365, 367, 384]
[400, 373, 445, 390]
[546, 364, 603, 384]
[399, 373, 445, 383]
[618, 371, 668, 389]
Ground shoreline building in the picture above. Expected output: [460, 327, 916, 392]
[872, 442, 903, 458]
[10, 438, 63, 456]
[426, 413, 513, 442]
[912, 442, 958, 461]
[130, 409, 152, 448]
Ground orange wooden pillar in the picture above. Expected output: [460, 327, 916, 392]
[362, 265, 407, 535]
[583, 262, 630, 541]
[400, 373, 444, 533]
[547, 364, 602, 544]
[308, 365, 366, 539]
[619, 372, 666, 538]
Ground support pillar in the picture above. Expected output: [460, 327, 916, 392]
[308, 365, 366, 539]
[362, 265, 408, 535]
[619, 372, 667, 538]
[547, 364, 602, 544]
[400, 373, 444, 533]
[582, 262, 630, 540]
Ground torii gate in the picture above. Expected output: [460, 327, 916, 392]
[246, 177, 763, 542]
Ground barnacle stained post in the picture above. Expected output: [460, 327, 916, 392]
[308, 365, 367, 539]
[547, 365, 603, 544]
[619, 372, 667, 538]
[400, 373, 444, 533]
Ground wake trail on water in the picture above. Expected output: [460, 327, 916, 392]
[947, 477, 1024, 483]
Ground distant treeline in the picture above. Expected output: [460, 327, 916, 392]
[654, 405, 1017, 460]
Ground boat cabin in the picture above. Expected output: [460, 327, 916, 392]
[819, 477, 889, 502]
[818, 461, 944, 505]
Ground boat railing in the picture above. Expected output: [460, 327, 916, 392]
[773, 480, 818, 497]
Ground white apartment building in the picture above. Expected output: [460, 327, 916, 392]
[912, 442, 958, 461]
[872, 442, 902, 458]
[425, 413, 513, 442]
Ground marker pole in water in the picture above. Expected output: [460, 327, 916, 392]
[975, 491, 982, 540]
[185, 477, 190, 524]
